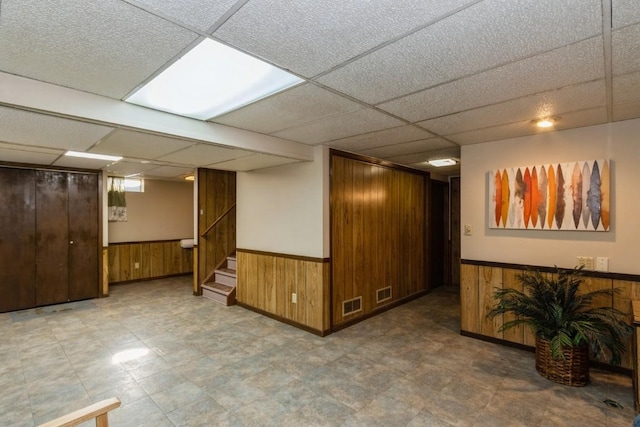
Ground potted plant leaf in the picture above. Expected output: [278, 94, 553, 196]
[487, 267, 632, 386]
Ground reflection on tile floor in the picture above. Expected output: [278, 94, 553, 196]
[0, 277, 635, 426]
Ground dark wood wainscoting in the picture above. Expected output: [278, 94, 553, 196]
[461, 259, 640, 371]
[330, 152, 429, 327]
[236, 249, 330, 335]
[108, 240, 192, 283]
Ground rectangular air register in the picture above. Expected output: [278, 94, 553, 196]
[377, 286, 392, 304]
[342, 296, 362, 316]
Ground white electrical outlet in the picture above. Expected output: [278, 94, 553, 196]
[134, 262, 140, 269]
[291, 293, 297, 304]
[596, 257, 609, 272]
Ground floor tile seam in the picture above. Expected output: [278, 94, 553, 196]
[491, 387, 555, 407]
[147, 385, 204, 415]
[484, 388, 555, 416]
[538, 405, 608, 426]
[163, 395, 223, 422]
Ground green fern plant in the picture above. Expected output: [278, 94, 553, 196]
[487, 267, 632, 365]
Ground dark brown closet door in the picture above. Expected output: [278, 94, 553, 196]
[36, 170, 69, 306]
[68, 173, 99, 300]
[0, 168, 36, 312]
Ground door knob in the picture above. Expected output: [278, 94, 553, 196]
[69, 240, 74, 244]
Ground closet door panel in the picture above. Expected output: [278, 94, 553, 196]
[0, 168, 36, 312]
[68, 173, 99, 300]
[36, 170, 69, 306]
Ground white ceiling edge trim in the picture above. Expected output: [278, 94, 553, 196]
[0, 72, 313, 162]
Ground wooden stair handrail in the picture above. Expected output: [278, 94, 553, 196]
[201, 203, 236, 238]
[37, 398, 121, 427]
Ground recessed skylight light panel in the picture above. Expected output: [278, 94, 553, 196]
[126, 38, 303, 120]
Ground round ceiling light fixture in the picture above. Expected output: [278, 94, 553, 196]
[532, 117, 560, 128]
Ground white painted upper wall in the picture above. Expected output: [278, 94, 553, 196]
[461, 119, 640, 275]
[108, 179, 194, 243]
[237, 145, 329, 258]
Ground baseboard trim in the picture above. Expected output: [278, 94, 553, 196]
[332, 289, 429, 333]
[236, 301, 330, 337]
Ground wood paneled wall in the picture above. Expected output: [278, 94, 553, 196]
[108, 240, 192, 283]
[197, 168, 236, 289]
[236, 250, 330, 334]
[331, 153, 428, 327]
[450, 177, 461, 286]
[102, 248, 109, 295]
[461, 261, 640, 370]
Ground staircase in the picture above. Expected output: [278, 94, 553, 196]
[201, 254, 236, 306]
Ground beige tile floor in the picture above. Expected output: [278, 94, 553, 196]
[0, 276, 635, 427]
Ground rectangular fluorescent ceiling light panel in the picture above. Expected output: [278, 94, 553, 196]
[428, 158, 456, 167]
[126, 38, 303, 120]
[65, 151, 122, 161]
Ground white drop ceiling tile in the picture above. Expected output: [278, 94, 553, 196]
[612, 24, 640, 76]
[131, 0, 238, 31]
[0, 107, 114, 151]
[104, 161, 162, 176]
[157, 144, 251, 165]
[90, 130, 195, 159]
[385, 152, 430, 165]
[214, 0, 477, 77]
[613, 72, 640, 104]
[612, 0, 640, 28]
[0, 147, 59, 165]
[0, 142, 62, 155]
[327, 125, 434, 152]
[361, 138, 454, 159]
[613, 100, 640, 121]
[385, 146, 460, 166]
[212, 84, 362, 134]
[53, 156, 117, 170]
[272, 108, 405, 145]
[379, 37, 604, 122]
[0, 0, 198, 98]
[417, 80, 606, 136]
[142, 165, 194, 178]
[448, 107, 608, 145]
[210, 154, 303, 172]
[318, 0, 602, 104]
[428, 166, 461, 177]
[447, 123, 538, 146]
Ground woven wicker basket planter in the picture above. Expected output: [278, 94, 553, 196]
[535, 337, 590, 386]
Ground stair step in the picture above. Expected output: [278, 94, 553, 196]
[227, 256, 236, 270]
[216, 267, 236, 277]
[215, 268, 236, 286]
[202, 283, 236, 306]
[202, 282, 234, 295]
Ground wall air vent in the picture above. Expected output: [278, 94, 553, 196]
[342, 296, 362, 316]
[376, 286, 392, 304]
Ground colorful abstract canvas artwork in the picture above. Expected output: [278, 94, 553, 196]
[489, 160, 610, 231]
